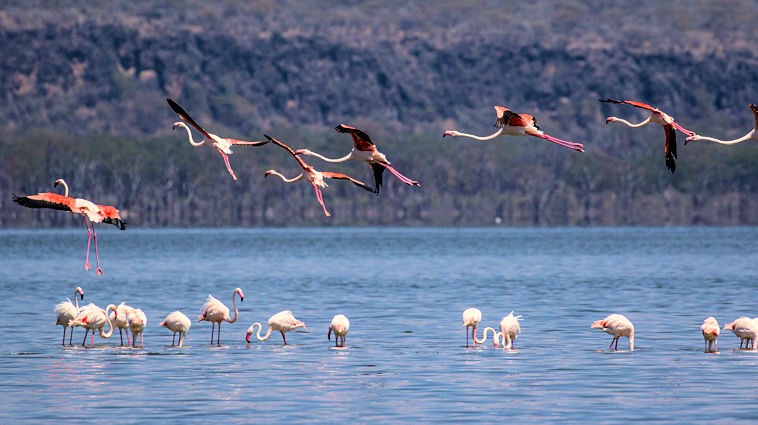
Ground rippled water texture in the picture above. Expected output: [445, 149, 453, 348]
[0, 227, 756, 423]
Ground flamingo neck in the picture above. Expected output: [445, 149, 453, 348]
[226, 291, 240, 324]
[253, 322, 273, 341]
[300, 149, 353, 163]
[55, 179, 70, 197]
[609, 117, 651, 128]
[689, 130, 755, 145]
[628, 331, 635, 352]
[175, 122, 205, 146]
[474, 326, 498, 345]
[267, 170, 304, 183]
[447, 129, 503, 141]
[100, 305, 116, 338]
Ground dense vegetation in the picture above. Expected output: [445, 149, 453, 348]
[1, 1, 757, 227]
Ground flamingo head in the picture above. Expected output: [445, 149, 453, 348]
[604, 117, 618, 125]
[235, 287, 245, 302]
[591, 319, 607, 329]
[442, 130, 458, 138]
[684, 134, 700, 145]
[76, 286, 85, 300]
[264, 170, 275, 178]
[54, 178, 66, 187]
[294, 149, 309, 155]
[172, 121, 185, 131]
[245, 325, 254, 343]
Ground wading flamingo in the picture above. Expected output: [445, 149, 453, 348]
[246, 310, 306, 346]
[110, 302, 135, 346]
[54, 286, 85, 346]
[295, 124, 421, 194]
[462, 307, 482, 348]
[591, 314, 635, 352]
[686, 103, 758, 145]
[263, 134, 374, 217]
[701, 316, 720, 353]
[167, 98, 269, 181]
[442, 106, 585, 152]
[12, 179, 125, 276]
[328, 314, 350, 348]
[160, 311, 191, 347]
[69, 303, 117, 347]
[723, 317, 757, 349]
[198, 288, 244, 346]
[127, 308, 147, 348]
[600, 98, 695, 174]
[495, 311, 522, 350]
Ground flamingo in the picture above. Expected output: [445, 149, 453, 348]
[442, 105, 585, 152]
[110, 302, 135, 346]
[328, 314, 350, 348]
[69, 303, 117, 347]
[701, 316, 720, 353]
[591, 314, 635, 352]
[473, 326, 500, 346]
[462, 307, 482, 348]
[12, 178, 126, 276]
[54, 286, 85, 346]
[495, 311, 522, 350]
[160, 311, 191, 347]
[599, 98, 695, 174]
[127, 308, 147, 348]
[686, 103, 758, 145]
[198, 287, 244, 346]
[167, 98, 269, 181]
[722, 317, 757, 349]
[295, 124, 421, 194]
[263, 134, 374, 216]
[246, 310, 306, 346]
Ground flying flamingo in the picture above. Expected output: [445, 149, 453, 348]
[160, 311, 191, 347]
[69, 303, 117, 347]
[495, 311, 522, 350]
[54, 286, 85, 346]
[462, 307, 482, 348]
[167, 98, 269, 181]
[442, 105, 585, 152]
[686, 103, 758, 145]
[600, 98, 696, 174]
[127, 308, 147, 348]
[110, 302, 135, 346]
[12, 178, 126, 276]
[295, 124, 421, 194]
[328, 314, 350, 348]
[198, 288, 244, 346]
[722, 317, 757, 349]
[246, 310, 306, 346]
[591, 314, 635, 352]
[263, 134, 374, 217]
[701, 316, 720, 353]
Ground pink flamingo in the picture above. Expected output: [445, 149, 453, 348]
[110, 302, 135, 346]
[12, 178, 126, 276]
[246, 310, 306, 346]
[263, 134, 375, 217]
[54, 286, 85, 346]
[701, 316, 720, 353]
[600, 98, 695, 174]
[328, 314, 350, 348]
[495, 311, 522, 350]
[723, 317, 757, 349]
[443, 105, 585, 152]
[295, 124, 421, 194]
[69, 303, 117, 347]
[686, 103, 758, 145]
[591, 314, 635, 352]
[167, 98, 269, 181]
[160, 311, 191, 347]
[462, 307, 482, 348]
[198, 288, 244, 346]
[127, 308, 147, 348]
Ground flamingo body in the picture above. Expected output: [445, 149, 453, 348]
[701, 316, 720, 353]
[127, 308, 147, 348]
[161, 311, 191, 347]
[110, 302, 135, 346]
[328, 314, 350, 347]
[198, 288, 244, 345]
[496, 311, 522, 349]
[69, 303, 117, 347]
[54, 286, 85, 346]
[246, 310, 306, 346]
[592, 314, 635, 352]
[723, 317, 758, 349]
[462, 307, 482, 347]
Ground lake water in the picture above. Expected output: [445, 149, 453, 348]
[0, 227, 756, 423]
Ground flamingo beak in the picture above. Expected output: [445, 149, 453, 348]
[245, 332, 252, 343]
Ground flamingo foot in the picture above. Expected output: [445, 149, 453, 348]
[85, 262, 92, 271]
[96, 268, 103, 277]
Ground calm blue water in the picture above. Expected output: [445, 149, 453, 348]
[0, 227, 756, 423]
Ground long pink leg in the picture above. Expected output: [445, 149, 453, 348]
[90, 330, 96, 347]
[126, 328, 131, 346]
[92, 226, 103, 276]
[312, 184, 331, 217]
[536, 133, 585, 152]
[83, 216, 93, 271]
[673, 122, 695, 137]
[373, 162, 420, 186]
[217, 149, 238, 181]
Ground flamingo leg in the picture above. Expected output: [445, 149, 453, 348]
[210, 322, 215, 345]
[373, 162, 420, 186]
[466, 327, 470, 347]
[217, 148, 238, 181]
[69, 326, 74, 346]
[472, 326, 477, 347]
[119, 328, 124, 345]
[172, 332, 176, 346]
[92, 226, 103, 277]
[535, 133, 585, 152]
[90, 330, 95, 347]
[62, 327, 67, 346]
[82, 329, 89, 346]
[217, 323, 221, 346]
[281, 331, 287, 346]
[141, 332, 144, 347]
[179, 333, 185, 347]
[673, 122, 695, 137]
[311, 183, 331, 217]
[83, 216, 93, 271]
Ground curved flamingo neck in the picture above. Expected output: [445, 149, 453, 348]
[267, 170, 304, 183]
[55, 179, 70, 197]
[175, 122, 204, 146]
[474, 326, 498, 345]
[253, 322, 273, 341]
[101, 305, 116, 338]
[609, 117, 651, 128]
[226, 291, 240, 324]
[447, 129, 503, 141]
[690, 130, 755, 145]
[300, 149, 353, 163]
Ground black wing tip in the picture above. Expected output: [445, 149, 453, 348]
[103, 217, 127, 230]
[598, 98, 623, 104]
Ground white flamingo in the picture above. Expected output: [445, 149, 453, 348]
[128, 308, 147, 348]
[110, 302, 135, 346]
[328, 314, 350, 348]
[246, 310, 306, 346]
[686, 103, 758, 145]
[54, 286, 85, 346]
[160, 311, 191, 347]
[701, 316, 720, 353]
[462, 307, 482, 348]
[592, 314, 635, 352]
[69, 303, 117, 347]
[198, 288, 244, 345]
[495, 311, 522, 350]
[723, 317, 758, 349]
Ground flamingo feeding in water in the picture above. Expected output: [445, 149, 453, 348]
[591, 314, 635, 352]
[701, 316, 720, 353]
[12, 179, 125, 276]
[599, 98, 695, 174]
[462, 307, 482, 348]
[246, 310, 306, 346]
[263, 134, 375, 217]
[110, 302, 135, 346]
[69, 303, 117, 347]
[167, 98, 269, 181]
[328, 314, 350, 348]
[160, 311, 191, 347]
[722, 317, 757, 349]
[54, 286, 85, 346]
[128, 308, 147, 348]
[442, 105, 585, 152]
[686, 103, 758, 145]
[495, 311, 522, 350]
[198, 288, 244, 346]
[295, 124, 421, 194]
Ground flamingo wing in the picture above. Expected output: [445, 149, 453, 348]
[167, 98, 214, 140]
[599, 98, 658, 113]
[369, 163, 385, 194]
[335, 124, 375, 151]
[321, 171, 375, 192]
[12, 192, 76, 212]
[664, 124, 677, 174]
[494, 106, 529, 128]
[226, 138, 270, 147]
[265, 134, 310, 171]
